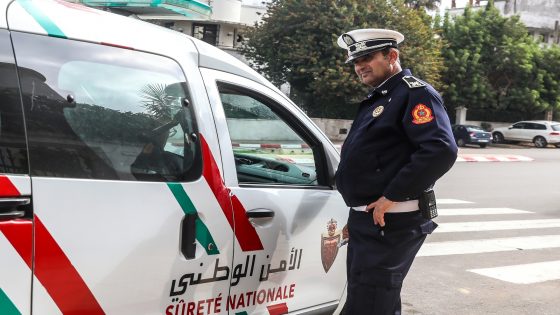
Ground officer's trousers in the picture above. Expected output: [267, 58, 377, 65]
[345, 209, 437, 315]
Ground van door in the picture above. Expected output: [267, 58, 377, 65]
[11, 31, 235, 314]
[201, 69, 348, 314]
[0, 29, 32, 315]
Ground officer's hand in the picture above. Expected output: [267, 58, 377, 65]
[366, 196, 396, 227]
[342, 224, 349, 240]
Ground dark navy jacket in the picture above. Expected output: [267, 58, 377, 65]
[336, 69, 458, 207]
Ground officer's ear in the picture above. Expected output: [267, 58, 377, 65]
[388, 48, 399, 64]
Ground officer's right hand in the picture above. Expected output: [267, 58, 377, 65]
[367, 196, 395, 227]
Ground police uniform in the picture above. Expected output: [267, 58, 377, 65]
[336, 29, 458, 315]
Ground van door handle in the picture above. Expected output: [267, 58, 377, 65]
[180, 213, 197, 259]
[246, 209, 275, 219]
[0, 210, 25, 219]
[0, 198, 29, 220]
[0, 198, 30, 211]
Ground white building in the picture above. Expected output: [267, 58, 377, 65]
[447, 0, 560, 46]
[72, 0, 269, 59]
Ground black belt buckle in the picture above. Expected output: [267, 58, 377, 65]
[419, 189, 438, 219]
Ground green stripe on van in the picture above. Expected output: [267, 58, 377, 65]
[167, 183, 219, 255]
[17, 0, 67, 39]
[0, 289, 21, 315]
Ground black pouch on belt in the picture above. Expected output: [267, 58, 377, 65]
[419, 189, 438, 219]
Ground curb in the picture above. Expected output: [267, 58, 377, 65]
[232, 143, 310, 149]
[233, 144, 534, 163]
[456, 154, 533, 162]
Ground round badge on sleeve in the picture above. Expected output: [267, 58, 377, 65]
[372, 106, 384, 118]
[412, 103, 434, 124]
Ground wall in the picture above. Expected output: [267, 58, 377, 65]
[226, 119, 301, 142]
[462, 120, 512, 130]
[211, 0, 242, 23]
[310, 118, 353, 142]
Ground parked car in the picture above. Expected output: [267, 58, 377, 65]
[452, 124, 492, 148]
[492, 121, 560, 148]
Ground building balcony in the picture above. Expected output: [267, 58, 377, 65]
[78, 0, 212, 19]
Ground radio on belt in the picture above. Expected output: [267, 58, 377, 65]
[419, 189, 438, 219]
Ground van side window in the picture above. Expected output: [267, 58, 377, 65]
[12, 33, 201, 182]
[0, 30, 28, 174]
[218, 83, 322, 186]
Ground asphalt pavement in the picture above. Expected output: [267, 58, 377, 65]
[400, 146, 560, 315]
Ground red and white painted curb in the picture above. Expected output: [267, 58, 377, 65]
[456, 154, 533, 162]
[236, 144, 534, 163]
[232, 143, 310, 149]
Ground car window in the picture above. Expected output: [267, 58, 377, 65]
[466, 126, 484, 132]
[512, 123, 525, 129]
[12, 32, 201, 182]
[524, 123, 535, 130]
[534, 123, 547, 130]
[0, 30, 28, 174]
[218, 83, 321, 186]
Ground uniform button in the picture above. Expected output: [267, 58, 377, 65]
[375, 168, 381, 172]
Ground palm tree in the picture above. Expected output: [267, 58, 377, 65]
[140, 83, 177, 122]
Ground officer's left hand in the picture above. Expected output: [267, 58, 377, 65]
[366, 196, 396, 227]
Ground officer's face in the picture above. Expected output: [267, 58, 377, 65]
[353, 51, 392, 87]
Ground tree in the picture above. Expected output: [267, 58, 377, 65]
[441, 1, 548, 122]
[537, 46, 560, 119]
[241, 0, 444, 118]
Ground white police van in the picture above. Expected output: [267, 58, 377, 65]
[0, 0, 348, 314]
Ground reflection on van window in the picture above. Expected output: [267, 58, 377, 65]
[0, 31, 28, 174]
[218, 84, 318, 186]
[12, 32, 201, 181]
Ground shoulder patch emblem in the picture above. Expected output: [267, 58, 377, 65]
[412, 104, 434, 125]
[402, 76, 426, 89]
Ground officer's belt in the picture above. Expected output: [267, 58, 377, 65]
[352, 200, 419, 213]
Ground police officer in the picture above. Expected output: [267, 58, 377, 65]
[336, 29, 458, 314]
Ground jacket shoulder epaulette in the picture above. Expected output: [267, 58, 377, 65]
[402, 75, 426, 89]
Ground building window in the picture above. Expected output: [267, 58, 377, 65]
[192, 23, 218, 46]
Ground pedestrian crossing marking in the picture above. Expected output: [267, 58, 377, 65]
[438, 208, 533, 216]
[437, 199, 474, 205]
[468, 260, 560, 284]
[419, 235, 560, 257]
[421, 198, 560, 284]
[435, 219, 560, 233]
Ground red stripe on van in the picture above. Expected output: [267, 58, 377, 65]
[0, 220, 32, 266]
[34, 217, 105, 315]
[267, 303, 288, 315]
[200, 135, 264, 251]
[0, 176, 21, 197]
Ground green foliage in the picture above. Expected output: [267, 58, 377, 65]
[537, 45, 560, 115]
[64, 103, 160, 143]
[441, 3, 557, 122]
[140, 83, 180, 122]
[242, 0, 444, 118]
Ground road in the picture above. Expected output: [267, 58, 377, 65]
[402, 146, 560, 314]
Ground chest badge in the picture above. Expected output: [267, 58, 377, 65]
[372, 106, 384, 118]
[412, 103, 434, 124]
